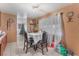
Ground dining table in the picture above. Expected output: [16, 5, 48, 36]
[28, 31, 42, 51]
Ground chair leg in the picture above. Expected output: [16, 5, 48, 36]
[41, 44, 44, 55]
[34, 45, 37, 51]
[46, 43, 48, 52]
[25, 43, 28, 53]
[23, 42, 25, 50]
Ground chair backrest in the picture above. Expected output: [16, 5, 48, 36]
[24, 32, 28, 42]
[42, 31, 48, 43]
[29, 37, 34, 43]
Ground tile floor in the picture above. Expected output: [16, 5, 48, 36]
[3, 35, 61, 56]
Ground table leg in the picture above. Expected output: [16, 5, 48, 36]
[34, 44, 37, 51]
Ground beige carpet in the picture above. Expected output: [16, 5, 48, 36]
[3, 42, 61, 56]
[3, 35, 61, 56]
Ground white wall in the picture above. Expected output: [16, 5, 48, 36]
[39, 13, 62, 47]
[39, 15, 55, 45]
[17, 15, 27, 38]
[54, 13, 63, 48]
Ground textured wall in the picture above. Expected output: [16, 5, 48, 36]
[0, 12, 17, 43]
[60, 4, 79, 55]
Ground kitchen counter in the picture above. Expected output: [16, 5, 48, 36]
[0, 33, 7, 56]
[0, 33, 7, 44]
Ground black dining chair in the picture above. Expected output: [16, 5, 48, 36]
[23, 32, 34, 53]
[37, 31, 48, 55]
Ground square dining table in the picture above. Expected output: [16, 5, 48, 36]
[28, 32, 42, 45]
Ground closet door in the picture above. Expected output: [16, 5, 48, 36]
[60, 5, 79, 55]
[7, 15, 17, 43]
[0, 12, 1, 29]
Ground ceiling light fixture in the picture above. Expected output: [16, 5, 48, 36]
[32, 4, 40, 9]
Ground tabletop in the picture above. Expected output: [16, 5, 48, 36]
[28, 32, 42, 44]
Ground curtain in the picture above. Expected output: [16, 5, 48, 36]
[54, 13, 63, 48]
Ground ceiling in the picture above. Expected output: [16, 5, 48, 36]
[0, 3, 72, 18]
